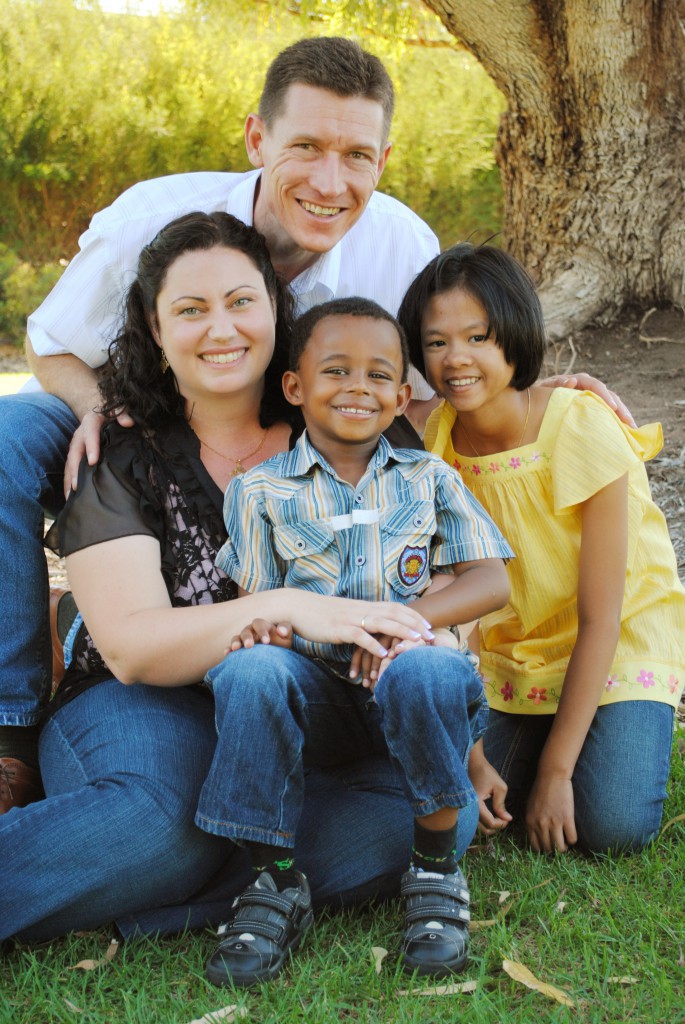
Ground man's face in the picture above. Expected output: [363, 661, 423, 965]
[246, 84, 391, 275]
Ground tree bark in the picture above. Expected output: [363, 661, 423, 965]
[423, 0, 685, 338]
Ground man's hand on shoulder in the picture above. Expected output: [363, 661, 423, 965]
[64, 408, 135, 497]
[537, 373, 636, 427]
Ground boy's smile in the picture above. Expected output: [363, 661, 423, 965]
[283, 315, 410, 466]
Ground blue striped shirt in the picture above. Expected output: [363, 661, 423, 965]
[217, 432, 514, 662]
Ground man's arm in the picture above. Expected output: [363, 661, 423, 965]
[26, 335, 101, 422]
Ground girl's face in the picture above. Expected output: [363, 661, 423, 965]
[152, 245, 276, 407]
[420, 286, 515, 413]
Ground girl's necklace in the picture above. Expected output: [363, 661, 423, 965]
[459, 387, 531, 458]
[195, 426, 270, 477]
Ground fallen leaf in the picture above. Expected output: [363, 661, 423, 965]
[186, 1006, 246, 1024]
[470, 918, 498, 931]
[661, 812, 685, 834]
[498, 890, 511, 904]
[607, 976, 639, 985]
[103, 939, 119, 962]
[398, 980, 478, 996]
[554, 901, 567, 913]
[503, 958, 575, 1007]
[69, 959, 100, 971]
[63, 999, 85, 1013]
[68, 938, 119, 972]
[371, 946, 388, 974]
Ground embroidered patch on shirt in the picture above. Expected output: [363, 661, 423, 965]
[398, 545, 428, 586]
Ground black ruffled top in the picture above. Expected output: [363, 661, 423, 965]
[44, 418, 237, 716]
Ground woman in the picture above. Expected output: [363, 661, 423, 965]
[0, 212, 437, 942]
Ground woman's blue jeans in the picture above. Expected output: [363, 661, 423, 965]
[1, 674, 478, 942]
[0, 392, 78, 725]
[483, 701, 674, 853]
[198, 645, 486, 856]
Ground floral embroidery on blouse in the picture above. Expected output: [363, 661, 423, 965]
[457, 451, 551, 476]
[484, 666, 680, 708]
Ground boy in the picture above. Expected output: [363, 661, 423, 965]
[199, 298, 513, 987]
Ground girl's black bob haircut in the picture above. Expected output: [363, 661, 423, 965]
[397, 242, 547, 391]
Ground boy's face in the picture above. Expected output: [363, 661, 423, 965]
[283, 315, 411, 452]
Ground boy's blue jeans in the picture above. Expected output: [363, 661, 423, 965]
[198, 644, 487, 860]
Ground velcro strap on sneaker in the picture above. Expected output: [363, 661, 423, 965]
[221, 916, 288, 944]
[404, 900, 471, 925]
[234, 888, 302, 918]
[402, 877, 469, 905]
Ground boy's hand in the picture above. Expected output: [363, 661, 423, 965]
[225, 620, 293, 654]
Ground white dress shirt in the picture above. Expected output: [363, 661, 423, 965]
[27, 169, 438, 397]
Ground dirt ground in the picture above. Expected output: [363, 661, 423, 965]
[1, 302, 684, 583]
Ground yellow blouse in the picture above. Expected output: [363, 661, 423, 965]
[425, 388, 685, 713]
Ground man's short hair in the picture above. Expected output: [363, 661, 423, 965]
[289, 296, 409, 382]
[259, 37, 395, 143]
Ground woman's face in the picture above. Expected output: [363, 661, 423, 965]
[152, 245, 276, 406]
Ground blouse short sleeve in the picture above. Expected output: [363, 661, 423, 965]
[47, 424, 161, 557]
[550, 392, 663, 514]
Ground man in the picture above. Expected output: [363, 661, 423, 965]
[0, 37, 439, 812]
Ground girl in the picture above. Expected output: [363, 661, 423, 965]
[398, 243, 685, 855]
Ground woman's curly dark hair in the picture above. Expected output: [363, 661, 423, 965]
[99, 211, 297, 431]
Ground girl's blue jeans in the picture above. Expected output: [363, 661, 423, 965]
[483, 701, 674, 853]
[198, 645, 487, 854]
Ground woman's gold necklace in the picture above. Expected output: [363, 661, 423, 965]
[195, 426, 270, 476]
[459, 387, 531, 458]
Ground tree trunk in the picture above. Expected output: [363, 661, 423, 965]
[423, 0, 685, 338]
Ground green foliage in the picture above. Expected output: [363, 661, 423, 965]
[0, 245, 64, 342]
[0, 0, 504, 340]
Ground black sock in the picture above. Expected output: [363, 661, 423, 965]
[0, 725, 40, 769]
[247, 841, 300, 891]
[411, 819, 459, 875]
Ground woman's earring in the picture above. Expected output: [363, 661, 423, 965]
[160, 350, 170, 373]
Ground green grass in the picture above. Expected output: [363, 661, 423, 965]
[0, 372, 31, 396]
[3, 734, 683, 1024]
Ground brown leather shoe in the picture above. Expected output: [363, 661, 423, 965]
[49, 586, 68, 692]
[0, 757, 43, 814]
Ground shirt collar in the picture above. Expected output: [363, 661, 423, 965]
[224, 169, 260, 226]
[279, 430, 418, 480]
[225, 171, 341, 314]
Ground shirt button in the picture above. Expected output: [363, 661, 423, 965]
[354, 495, 363, 504]
[295, 539, 305, 549]
[355, 555, 366, 566]
[413, 516, 424, 527]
